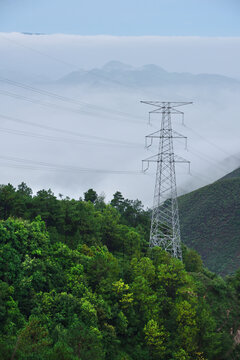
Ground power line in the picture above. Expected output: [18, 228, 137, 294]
[0, 88, 143, 124]
[142, 128, 231, 181]
[173, 137, 230, 174]
[0, 154, 143, 175]
[0, 126, 143, 149]
[0, 76, 142, 121]
[0, 114, 142, 148]
[0, 33, 79, 69]
[147, 124, 229, 176]
[185, 124, 240, 162]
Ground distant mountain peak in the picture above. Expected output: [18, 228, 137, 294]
[21, 32, 45, 36]
[101, 61, 134, 72]
[141, 64, 167, 73]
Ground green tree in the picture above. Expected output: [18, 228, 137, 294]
[182, 246, 203, 273]
[84, 189, 98, 204]
[144, 319, 168, 359]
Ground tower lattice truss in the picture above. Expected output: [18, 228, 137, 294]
[142, 101, 192, 259]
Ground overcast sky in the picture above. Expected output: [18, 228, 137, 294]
[0, 0, 240, 36]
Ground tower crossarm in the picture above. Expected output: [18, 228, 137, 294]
[140, 101, 193, 108]
[143, 102, 192, 125]
[142, 153, 190, 172]
[145, 129, 187, 149]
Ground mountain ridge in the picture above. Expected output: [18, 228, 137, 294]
[57, 60, 240, 88]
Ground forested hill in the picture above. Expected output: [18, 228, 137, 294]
[0, 183, 240, 360]
[1, 183, 240, 359]
[178, 167, 240, 276]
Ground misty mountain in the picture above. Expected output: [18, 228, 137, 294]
[57, 60, 240, 88]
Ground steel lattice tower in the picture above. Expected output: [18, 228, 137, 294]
[141, 101, 191, 259]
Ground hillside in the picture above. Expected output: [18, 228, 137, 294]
[178, 167, 240, 275]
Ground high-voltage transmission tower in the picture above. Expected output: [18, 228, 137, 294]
[141, 101, 192, 260]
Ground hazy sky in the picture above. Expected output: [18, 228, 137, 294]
[0, 0, 240, 36]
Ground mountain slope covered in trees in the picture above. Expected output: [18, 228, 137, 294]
[178, 167, 240, 275]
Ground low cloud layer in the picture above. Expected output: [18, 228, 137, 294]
[0, 33, 239, 206]
[1, 34, 240, 79]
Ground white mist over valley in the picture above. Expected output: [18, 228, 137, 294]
[0, 33, 240, 205]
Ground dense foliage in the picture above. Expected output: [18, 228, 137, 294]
[178, 168, 240, 275]
[0, 183, 240, 359]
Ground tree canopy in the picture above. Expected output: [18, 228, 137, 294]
[0, 183, 240, 359]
